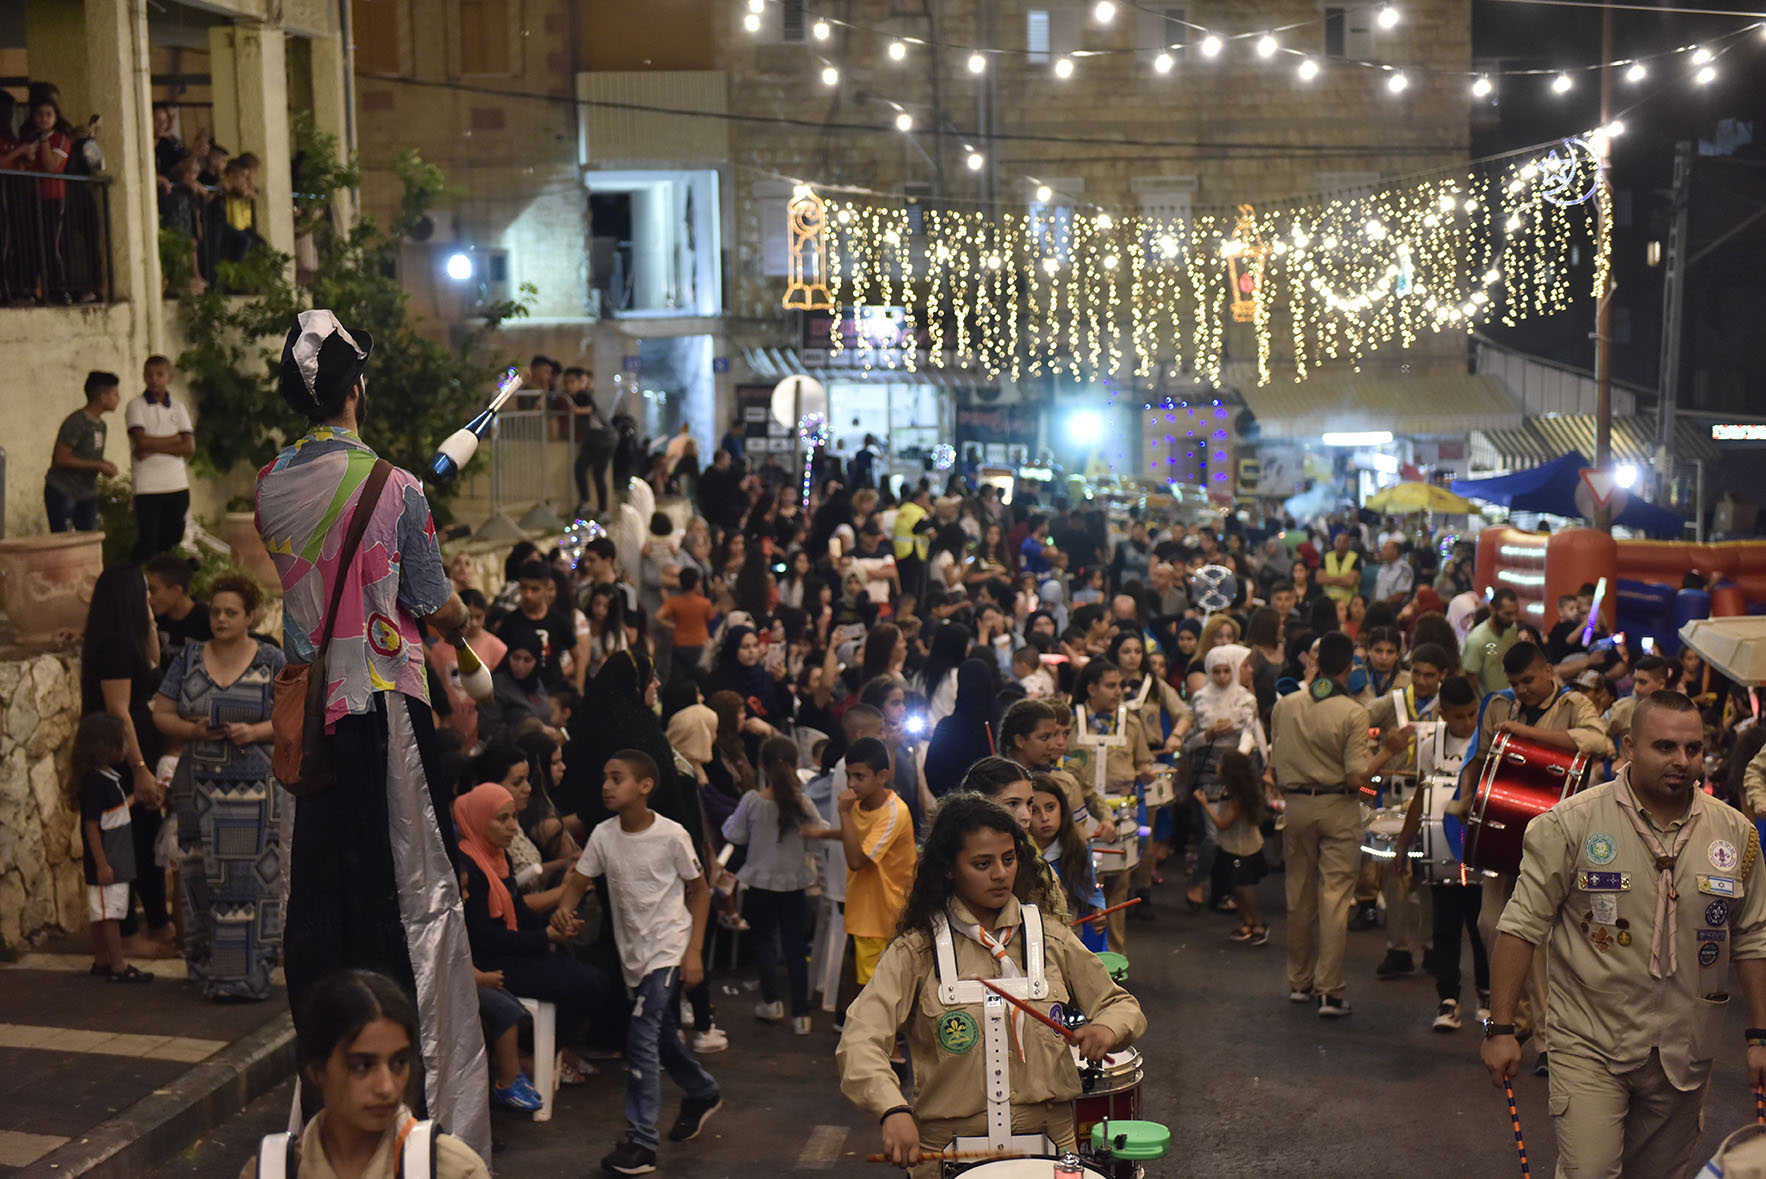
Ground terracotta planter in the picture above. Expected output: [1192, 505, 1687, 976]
[222, 511, 281, 591]
[0, 531, 105, 643]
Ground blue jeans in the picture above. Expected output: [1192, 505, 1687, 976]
[44, 484, 100, 532]
[625, 966, 718, 1151]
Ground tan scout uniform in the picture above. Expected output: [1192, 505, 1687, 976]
[1366, 685, 1434, 960]
[835, 897, 1145, 1178]
[1743, 743, 1766, 816]
[1067, 706, 1153, 952]
[1271, 682, 1372, 1000]
[1497, 771, 1766, 1178]
[1470, 688, 1610, 1050]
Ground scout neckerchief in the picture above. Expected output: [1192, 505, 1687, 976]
[1368, 665, 1400, 697]
[1612, 774, 1701, 979]
[946, 906, 1027, 1060]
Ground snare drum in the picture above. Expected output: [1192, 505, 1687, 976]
[1090, 800, 1141, 873]
[1095, 951, 1129, 983]
[1360, 806, 1415, 863]
[948, 1159, 1109, 1179]
[1088, 1119, 1171, 1179]
[1070, 1044, 1143, 1145]
[1464, 732, 1591, 877]
[1143, 771, 1175, 808]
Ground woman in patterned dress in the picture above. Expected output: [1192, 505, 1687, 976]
[151, 573, 287, 1000]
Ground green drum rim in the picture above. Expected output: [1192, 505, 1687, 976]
[1096, 950, 1130, 980]
[1090, 1118, 1171, 1160]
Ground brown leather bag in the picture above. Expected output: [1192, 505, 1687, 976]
[272, 459, 393, 795]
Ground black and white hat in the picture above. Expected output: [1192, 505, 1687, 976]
[279, 309, 373, 418]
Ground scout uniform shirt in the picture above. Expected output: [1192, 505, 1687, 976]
[1496, 771, 1766, 1088]
[1065, 705, 1152, 796]
[835, 896, 1146, 1124]
[1367, 683, 1436, 778]
[1270, 682, 1373, 792]
[1467, 687, 1610, 772]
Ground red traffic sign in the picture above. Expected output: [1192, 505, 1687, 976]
[1579, 467, 1618, 509]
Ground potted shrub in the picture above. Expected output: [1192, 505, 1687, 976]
[0, 530, 105, 643]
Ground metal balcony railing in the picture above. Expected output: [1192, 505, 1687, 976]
[0, 167, 113, 306]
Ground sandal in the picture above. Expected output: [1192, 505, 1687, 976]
[556, 1054, 595, 1085]
[106, 964, 154, 984]
[1185, 888, 1205, 913]
[1228, 925, 1257, 942]
[1250, 926, 1270, 946]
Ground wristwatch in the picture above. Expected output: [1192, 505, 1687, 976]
[1482, 1020, 1516, 1039]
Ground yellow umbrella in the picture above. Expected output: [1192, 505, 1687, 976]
[1365, 481, 1479, 515]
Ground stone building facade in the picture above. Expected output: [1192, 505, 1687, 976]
[0, 652, 86, 951]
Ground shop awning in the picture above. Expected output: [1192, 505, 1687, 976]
[1473, 425, 1556, 469]
[1527, 414, 1720, 467]
[1237, 368, 1524, 440]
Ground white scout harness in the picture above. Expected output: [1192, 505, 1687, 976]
[1073, 704, 1129, 798]
[930, 904, 1053, 1156]
[255, 1117, 437, 1179]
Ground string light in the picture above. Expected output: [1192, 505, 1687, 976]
[745, 0, 762, 11]
[968, 52, 987, 73]
[1257, 34, 1278, 58]
[1200, 34, 1222, 57]
[1054, 57, 1075, 79]
[1692, 46, 1713, 64]
[812, 18, 830, 40]
[895, 111, 913, 131]
[1696, 64, 1717, 83]
[743, 11, 760, 32]
[797, 413, 828, 509]
[816, 136, 1603, 385]
[1387, 71, 1409, 93]
[1472, 75, 1493, 97]
[1552, 73, 1572, 93]
[887, 39, 907, 61]
[1298, 57, 1320, 81]
[1377, 4, 1400, 28]
[821, 64, 839, 86]
[1625, 62, 1647, 82]
[966, 148, 985, 170]
[1093, 0, 1116, 23]
[1154, 51, 1175, 73]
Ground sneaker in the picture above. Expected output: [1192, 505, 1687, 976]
[679, 998, 695, 1028]
[668, 1093, 724, 1142]
[1348, 902, 1379, 931]
[1476, 991, 1492, 1022]
[601, 1140, 658, 1175]
[1318, 994, 1352, 1018]
[1432, 999, 1462, 1033]
[491, 1074, 544, 1112]
[1533, 1050, 1549, 1077]
[1288, 987, 1316, 1003]
[717, 911, 750, 932]
[1375, 950, 1416, 979]
[692, 1026, 729, 1053]
[754, 1000, 785, 1023]
[791, 1015, 812, 1035]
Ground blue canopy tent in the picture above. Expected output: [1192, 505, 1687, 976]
[1450, 450, 1685, 534]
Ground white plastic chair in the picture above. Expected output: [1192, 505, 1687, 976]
[515, 997, 557, 1122]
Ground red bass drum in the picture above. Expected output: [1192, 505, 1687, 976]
[1463, 732, 1593, 877]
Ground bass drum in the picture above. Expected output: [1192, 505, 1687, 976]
[949, 1160, 1110, 1178]
[1463, 732, 1592, 877]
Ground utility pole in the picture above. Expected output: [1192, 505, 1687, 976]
[1592, 3, 1615, 531]
[1656, 141, 1692, 505]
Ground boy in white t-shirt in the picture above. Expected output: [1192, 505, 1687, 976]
[553, 750, 721, 1175]
[123, 355, 194, 563]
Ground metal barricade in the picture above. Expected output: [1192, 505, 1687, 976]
[0, 166, 113, 305]
[488, 408, 552, 513]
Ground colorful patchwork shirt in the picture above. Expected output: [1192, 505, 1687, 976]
[255, 426, 451, 726]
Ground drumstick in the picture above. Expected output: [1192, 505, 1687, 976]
[864, 1149, 1037, 1163]
[1755, 1084, 1764, 1125]
[1504, 1077, 1532, 1177]
[1071, 897, 1141, 926]
[1089, 846, 1127, 856]
[978, 977, 1080, 1044]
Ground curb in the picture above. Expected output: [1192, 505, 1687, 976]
[24, 1013, 296, 1179]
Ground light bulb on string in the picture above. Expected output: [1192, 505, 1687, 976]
[1034, 183, 1052, 202]
[1692, 46, 1713, 65]
[811, 18, 830, 39]
[1696, 64, 1717, 84]
[887, 39, 907, 61]
[1387, 71, 1408, 93]
[746, 0, 764, 10]
[742, 12, 760, 32]
[1377, 5, 1400, 28]
[966, 149, 985, 171]
[894, 111, 913, 131]
[1096, 212, 1113, 229]
[1093, 0, 1116, 22]
[968, 52, 987, 73]
[1551, 73, 1572, 93]
[1297, 57, 1320, 80]
[1625, 62, 1646, 82]
[1471, 75, 1492, 97]
[1054, 57, 1075, 78]
[1257, 33, 1277, 57]
[821, 64, 839, 86]
[1200, 34, 1222, 57]
[1154, 51, 1174, 73]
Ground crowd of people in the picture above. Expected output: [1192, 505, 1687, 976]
[62, 307, 1766, 1177]
[151, 102, 266, 291]
[0, 82, 107, 305]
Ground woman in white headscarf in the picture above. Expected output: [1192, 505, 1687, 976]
[1181, 643, 1269, 912]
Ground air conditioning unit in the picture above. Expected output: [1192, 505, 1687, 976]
[411, 210, 456, 244]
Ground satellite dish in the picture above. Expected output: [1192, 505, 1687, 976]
[1190, 564, 1239, 615]
[771, 376, 828, 430]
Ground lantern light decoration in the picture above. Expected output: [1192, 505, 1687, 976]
[782, 186, 833, 311]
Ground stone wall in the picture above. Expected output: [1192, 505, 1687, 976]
[0, 650, 85, 951]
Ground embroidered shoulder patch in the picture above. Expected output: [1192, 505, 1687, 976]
[1584, 832, 1617, 866]
[937, 1010, 980, 1055]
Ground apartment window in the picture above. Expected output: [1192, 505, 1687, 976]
[1027, 10, 1051, 64]
[459, 0, 512, 75]
[780, 0, 806, 43]
[1323, 5, 1373, 61]
[353, 0, 402, 74]
[1137, 7, 1187, 65]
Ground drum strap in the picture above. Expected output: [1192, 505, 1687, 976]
[930, 908, 1048, 1005]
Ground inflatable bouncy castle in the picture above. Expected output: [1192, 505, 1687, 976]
[1472, 527, 1766, 654]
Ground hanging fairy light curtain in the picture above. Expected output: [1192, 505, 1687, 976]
[816, 136, 1607, 387]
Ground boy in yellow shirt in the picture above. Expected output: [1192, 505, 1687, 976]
[838, 737, 918, 985]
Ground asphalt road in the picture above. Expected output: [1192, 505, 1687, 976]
[150, 873, 1764, 1178]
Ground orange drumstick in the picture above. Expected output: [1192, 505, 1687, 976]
[977, 977, 1078, 1043]
[865, 1149, 1038, 1164]
[1070, 897, 1141, 926]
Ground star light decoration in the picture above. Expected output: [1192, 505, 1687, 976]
[812, 140, 1604, 386]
